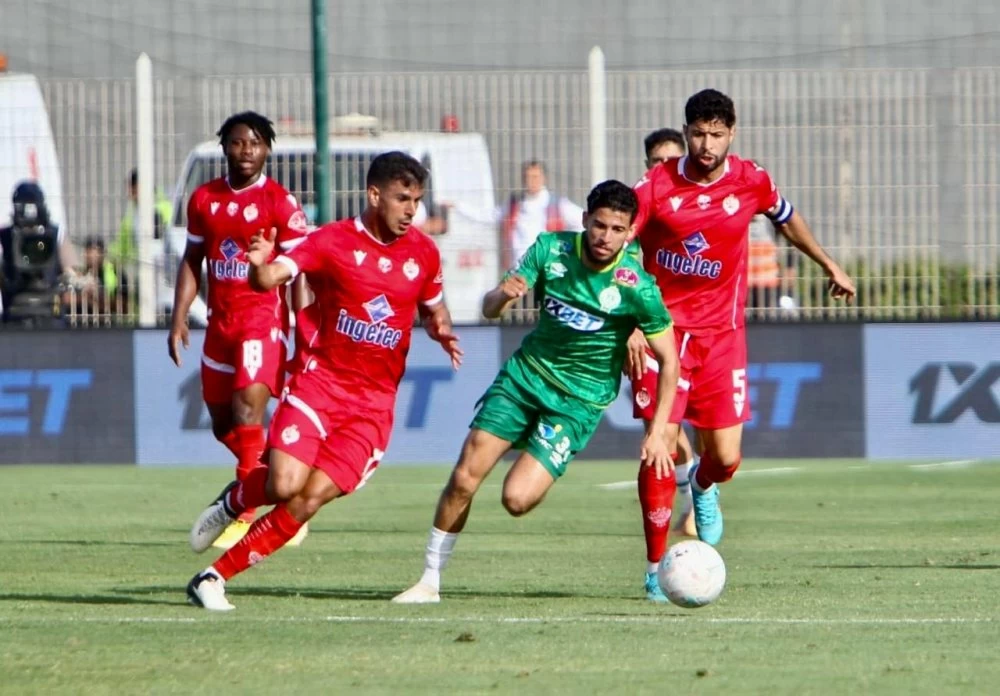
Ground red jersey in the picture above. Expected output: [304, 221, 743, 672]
[187, 175, 308, 331]
[632, 155, 790, 335]
[275, 216, 445, 411]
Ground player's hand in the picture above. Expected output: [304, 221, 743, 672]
[499, 274, 529, 301]
[248, 227, 277, 266]
[640, 425, 675, 480]
[624, 328, 649, 381]
[427, 317, 464, 370]
[168, 322, 190, 367]
[824, 262, 856, 304]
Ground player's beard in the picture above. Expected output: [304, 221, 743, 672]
[582, 235, 616, 268]
[690, 146, 729, 177]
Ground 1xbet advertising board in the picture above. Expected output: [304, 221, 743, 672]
[502, 323, 866, 459]
[0, 331, 135, 464]
[864, 323, 1000, 459]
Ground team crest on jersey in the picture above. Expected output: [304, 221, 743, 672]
[614, 267, 638, 287]
[547, 262, 567, 278]
[220, 238, 241, 260]
[226, 202, 239, 216]
[723, 194, 740, 216]
[210, 201, 220, 215]
[599, 286, 621, 312]
[403, 258, 420, 281]
[635, 388, 651, 409]
[243, 204, 259, 222]
[553, 240, 573, 255]
[669, 196, 683, 212]
[378, 257, 393, 273]
[288, 210, 308, 232]
[697, 194, 711, 210]
[280, 425, 300, 445]
[354, 250, 367, 266]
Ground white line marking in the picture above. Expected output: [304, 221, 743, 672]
[0, 615, 992, 626]
[910, 460, 976, 470]
[597, 480, 636, 490]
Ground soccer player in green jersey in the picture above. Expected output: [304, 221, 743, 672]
[393, 180, 680, 604]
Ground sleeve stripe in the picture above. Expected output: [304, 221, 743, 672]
[187, 233, 204, 244]
[643, 328, 668, 340]
[765, 196, 794, 224]
[274, 255, 300, 279]
[279, 238, 306, 251]
[421, 291, 444, 308]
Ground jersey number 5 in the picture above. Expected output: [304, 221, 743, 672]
[732, 368, 747, 418]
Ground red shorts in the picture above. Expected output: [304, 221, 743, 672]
[267, 381, 393, 495]
[631, 326, 750, 429]
[201, 325, 288, 405]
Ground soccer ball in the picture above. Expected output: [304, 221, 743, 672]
[657, 540, 726, 608]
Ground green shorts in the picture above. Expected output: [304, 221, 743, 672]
[470, 356, 604, 479]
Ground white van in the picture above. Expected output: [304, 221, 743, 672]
[0, 72, 67, 232]
[167, 119, 499, 324]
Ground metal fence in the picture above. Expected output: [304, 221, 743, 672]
[21, 67, 1000, 326]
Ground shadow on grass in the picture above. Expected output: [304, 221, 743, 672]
[0, 539, 176, 548]
[0, 592, 187, 607]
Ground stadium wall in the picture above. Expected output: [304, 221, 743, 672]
[2, 324, 997, 465]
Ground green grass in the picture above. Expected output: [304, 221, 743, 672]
[1, 460, 999, 695]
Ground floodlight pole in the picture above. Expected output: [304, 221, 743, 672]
[311, 0, 331, 224]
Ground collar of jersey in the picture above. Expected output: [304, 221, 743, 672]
[676, 156, 730, 187]
[574, 233, 625, 274]
[225, 174, 268, 194]
[354, 216, 402, 246]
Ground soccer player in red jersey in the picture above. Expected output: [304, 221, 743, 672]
[184, 152, 463, 611]
[628, 89, 855, 571]
[169, 112, 310, 548]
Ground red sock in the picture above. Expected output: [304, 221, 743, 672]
[694, 453, 741, 489]
[225, 465, 274, 516]
[212, 504, 303, 581]
[220, 429, 240, 459]
[232, 425, 266, 522]
[638, 461, 677, 564]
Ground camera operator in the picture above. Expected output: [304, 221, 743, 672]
[0, 181, 77, 327]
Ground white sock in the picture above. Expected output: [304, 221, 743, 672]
[675, 460, 694, 502]
[418, 527, 457, 591]
[646, 561, 659, 576]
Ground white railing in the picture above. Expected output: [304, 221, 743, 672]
[18, 63, 1000, 326]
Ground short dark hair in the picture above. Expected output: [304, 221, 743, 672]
[129, 168, 138, 188]
[216, 111, 276, 148]
[522, 160, 546, 176]
[644, 128, 686, 158]
[366, 151, 427, 189]
[84, 236, 105, 252]
[586, 180, 639, 222]
[685, 89, 736, 129]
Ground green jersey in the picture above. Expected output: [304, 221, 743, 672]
[508, 231, 672, 406]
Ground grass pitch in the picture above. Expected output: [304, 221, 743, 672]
[1, 460, 998, 694]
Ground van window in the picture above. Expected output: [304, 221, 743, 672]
[173, 151, 418, 226]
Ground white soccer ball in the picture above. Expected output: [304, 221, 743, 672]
[657, 540, 726, 608]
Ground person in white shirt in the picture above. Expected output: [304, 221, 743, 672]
[501, 160, 584, 269]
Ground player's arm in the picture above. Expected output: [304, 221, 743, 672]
[482, 234, 543, 319]
[636, 281, 678, 477]
[246, 228, 295, 290]
[419, 249, 462, 369]
[755, 164, 855, 303]
[772, 211, 856, 302]
[168, 197, 207, 367]
[272, 192, 314, 310]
